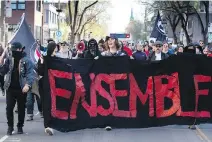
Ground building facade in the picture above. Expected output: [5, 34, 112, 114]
[43, 2, 66, 43]
[5, 0, 43, 43]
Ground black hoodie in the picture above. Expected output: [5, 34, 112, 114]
[84, 39, 101, 59]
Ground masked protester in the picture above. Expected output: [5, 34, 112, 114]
[0, 42, 34, 135]
[184, 43, 196, 54]
[37, 42, 58, 136]
[84, 39, 101, 59]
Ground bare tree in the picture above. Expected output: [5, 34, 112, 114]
[67, 0, 98, 45]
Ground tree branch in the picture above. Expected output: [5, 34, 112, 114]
[75, 0, 98, 34]
[73, 1, 79, 35]
[68, 0, 73, 30]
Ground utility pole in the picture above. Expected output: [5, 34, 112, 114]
[4, 0, 11, 47]
[56, 0, 62, 42]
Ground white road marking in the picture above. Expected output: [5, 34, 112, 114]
[196, 126, 211, 142]
[6, 138, 21, 142]
[0, 135, 9, 142]
[35, 112, 39, 116]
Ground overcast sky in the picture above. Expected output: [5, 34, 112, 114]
[106, 0, 145, 34]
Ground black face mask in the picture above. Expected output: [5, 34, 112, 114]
[12, 51, 23, 60]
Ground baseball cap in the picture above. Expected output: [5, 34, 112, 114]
[11, 42, 23, 51]
[154, 41, 163, 46]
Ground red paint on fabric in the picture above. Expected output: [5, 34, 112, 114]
[154, 73, 180, 118]
[48, 69, 72, 120]
[129, 73, 154, 117]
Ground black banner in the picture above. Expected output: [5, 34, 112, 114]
[43, 54, 212, 132]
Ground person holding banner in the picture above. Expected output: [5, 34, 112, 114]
[84, 39, 101, 59]
[38, 42, 58, 136]
[148, 41, 169, 61]
[0, 42, 34, 135]
[101, 36, 126, 57]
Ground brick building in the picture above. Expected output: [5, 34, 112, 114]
[5, 0, 43, 43]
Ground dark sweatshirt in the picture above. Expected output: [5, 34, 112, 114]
[133, 51, 147, 61]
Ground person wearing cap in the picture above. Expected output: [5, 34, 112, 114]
[148, 41, 169, 61]
[0, 42, 34, 135]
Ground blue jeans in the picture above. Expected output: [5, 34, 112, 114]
[26, 92, 42, 116]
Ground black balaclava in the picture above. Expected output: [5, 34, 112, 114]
[88, 39, 98, 57]
[184, 43, 196, 54]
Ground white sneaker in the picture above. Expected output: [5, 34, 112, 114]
[45, 127, 54, 136]
[105, 126, 112, 131]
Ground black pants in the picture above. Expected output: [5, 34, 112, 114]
[39, 78, 48, 128]
[0, 75, 4, 91]
[6, 89, 27, 128]
[39, 78, 44, 113]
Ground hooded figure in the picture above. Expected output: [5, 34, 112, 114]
[184, 43, 196, 54]
[84, 38, 101, 59]
[0, 42, 35, 135]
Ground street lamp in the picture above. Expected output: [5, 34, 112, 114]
[56, 0, 62, 31]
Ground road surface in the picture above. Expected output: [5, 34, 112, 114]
[0, 95, 211, 142]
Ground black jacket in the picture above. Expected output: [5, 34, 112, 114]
[148, 52, 169, 61]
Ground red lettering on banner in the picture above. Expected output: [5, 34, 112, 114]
[70, 73, 95, 119]
[94, 74, 114, 116]
[48, 69, 72, 120]
[129, 73, 154, 117]
[177, 75, 211, 117]
[110, 74, 131, 117]
[193, 75, 211, 117]
[154, 73, 180, 118]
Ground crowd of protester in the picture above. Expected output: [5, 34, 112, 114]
[0, 35, 211, 136]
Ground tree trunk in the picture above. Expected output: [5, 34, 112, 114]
[76, 33, 80, 42]
[172, 29, 178, 44]
[182, 26, 190, 44]
[70, 32, 75, 47]
[204, 1, 209, 44]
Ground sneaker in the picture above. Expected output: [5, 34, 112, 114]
[105, 126, 112, 131]
[45, 127, 54, 136]
[7, 127, 14, 135]
[17, 127, 23, 134]
[26, 116, 33, 121]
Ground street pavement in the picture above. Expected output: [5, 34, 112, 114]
[0, 95, 212, 142]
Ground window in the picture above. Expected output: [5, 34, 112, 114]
[11, 0, 17, 10]
[45, 10, 49, 23]
[8, 24, 17, 32]
[11, 0, 25, 10]
[52, 12, 54, 23]
[36, 0, 41, 11]
[35, 26, 41, 40]
[49, 11, 51, 23]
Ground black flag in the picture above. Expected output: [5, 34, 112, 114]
[150, 12, 167, 42]
[8, 13, 41, 64]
